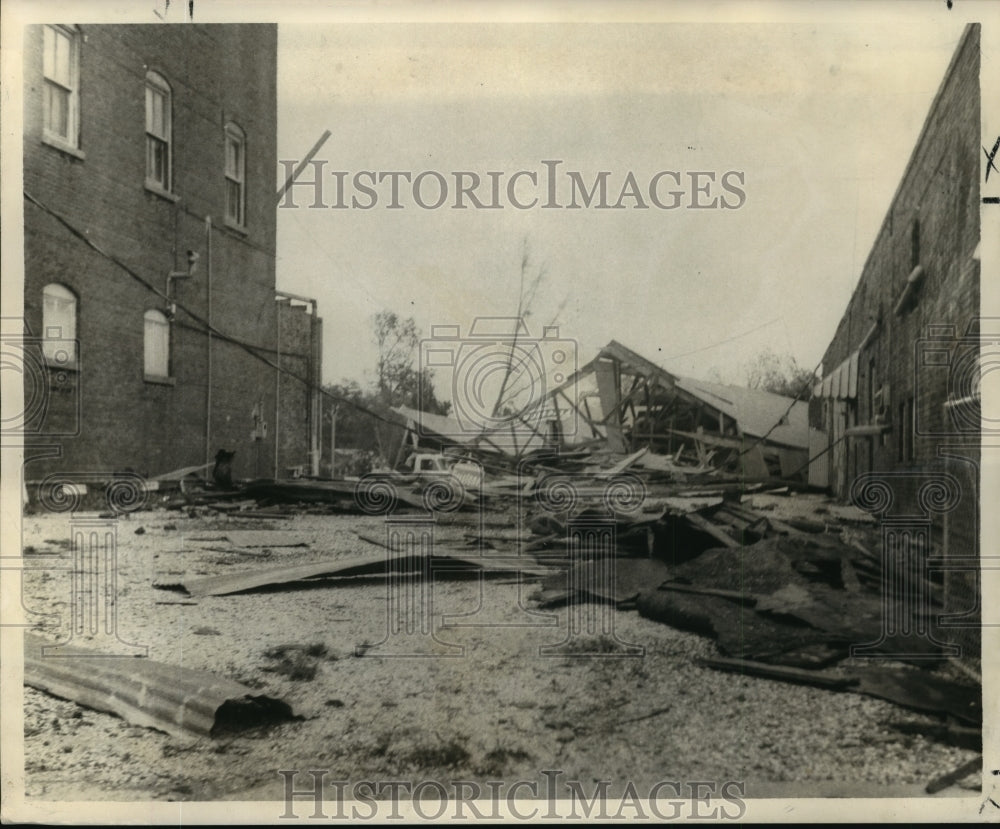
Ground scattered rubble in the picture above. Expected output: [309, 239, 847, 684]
[20, 339, 982, 796]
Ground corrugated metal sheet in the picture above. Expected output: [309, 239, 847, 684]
[24, 633, 294, 739]
[393, 404, 479, 445]
[167, 551, 544, 598]
[189, 531, 312, 547]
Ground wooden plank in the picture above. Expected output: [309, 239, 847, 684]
[657, 582, 754, 603]
[685, 512, 740, 548]
[173, 550, 547, 597]
[695, 656, 858, 690]
[840, 558, 862, 593]
[594, 358, 628, 453]
[925, 757, 982, 794]
[597, 448, 649, 477]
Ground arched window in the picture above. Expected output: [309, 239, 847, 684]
[144, 309, 170, 378]
[42, 283, 77, 364]
[145, 71, 172, 191]
[224, 122, 246, 227]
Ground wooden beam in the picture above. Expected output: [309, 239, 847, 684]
[695, 656, 858, 690]
[685, 512, 740, 548]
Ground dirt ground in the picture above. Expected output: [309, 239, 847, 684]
[15, 499, 982, 804]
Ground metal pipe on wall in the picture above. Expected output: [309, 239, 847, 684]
[204, 216, 213, 470]
[275, 298, 281, 478]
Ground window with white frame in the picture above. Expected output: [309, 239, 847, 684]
[224, 122, 246, 227]
[145, 71, 172, 191]
[144, 309, 170, 378]
[42, 25, 80, 148]
[42, 284, 78, 364]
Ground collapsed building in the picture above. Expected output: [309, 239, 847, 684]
[391, 340, 817, 484]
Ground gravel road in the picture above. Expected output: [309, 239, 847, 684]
[17, 507, 980, 803]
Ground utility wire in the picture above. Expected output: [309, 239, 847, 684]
[23, 190, 400, 429]
[24, 190, 835, 478]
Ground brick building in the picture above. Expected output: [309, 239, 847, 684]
[21, 24, 321, 483]
[811, 24, 981, 666]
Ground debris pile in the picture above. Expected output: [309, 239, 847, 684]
[22, 337, 980, 795]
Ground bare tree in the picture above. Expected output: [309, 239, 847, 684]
[491, 238, 553, 418]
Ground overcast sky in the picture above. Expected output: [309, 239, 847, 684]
[273, 12, 978, 398]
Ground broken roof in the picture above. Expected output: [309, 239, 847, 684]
[391, 404, 479, 446]
[675, 376, 809, 450]
[393, 340, 809, 457]
[577, 341, 809, 450]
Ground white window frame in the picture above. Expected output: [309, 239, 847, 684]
[145, 71, 173, 193]
[224, 122, 246, 228]
[42, 283, 78, 367]
[42, 25, 81, 152]
[143, 309, 171, 380]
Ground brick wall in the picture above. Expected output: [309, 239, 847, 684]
[21, 24, 305, 483]
[812, 24, 981, 666]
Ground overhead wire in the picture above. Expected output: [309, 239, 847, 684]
[23, 190, 399, 429]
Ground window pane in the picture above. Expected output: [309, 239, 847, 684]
[44, 84, 70, 138]
[53, 30, 71, 85]
[42, 27, 77, 147]
[146, 86, 166, 137]
[225, 125, 245, 224]
[225, 136, 243, 180]
[44, 27, 72, 85]
[226, 179, 243, 224]
[144, 311, 169, 376]
[145, 87, 155, 132]
[42, 285, 77, 363]
[147, 136, 168, 186]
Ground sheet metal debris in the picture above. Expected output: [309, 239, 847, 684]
[189, 531, 312, 548]
[24, 633, 294, 739]
[163, 551, 548, 598]
[697, 656, 981, 726]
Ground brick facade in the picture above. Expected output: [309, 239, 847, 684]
[22, 24, 319, 482]
[811, 24, 981, 665]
